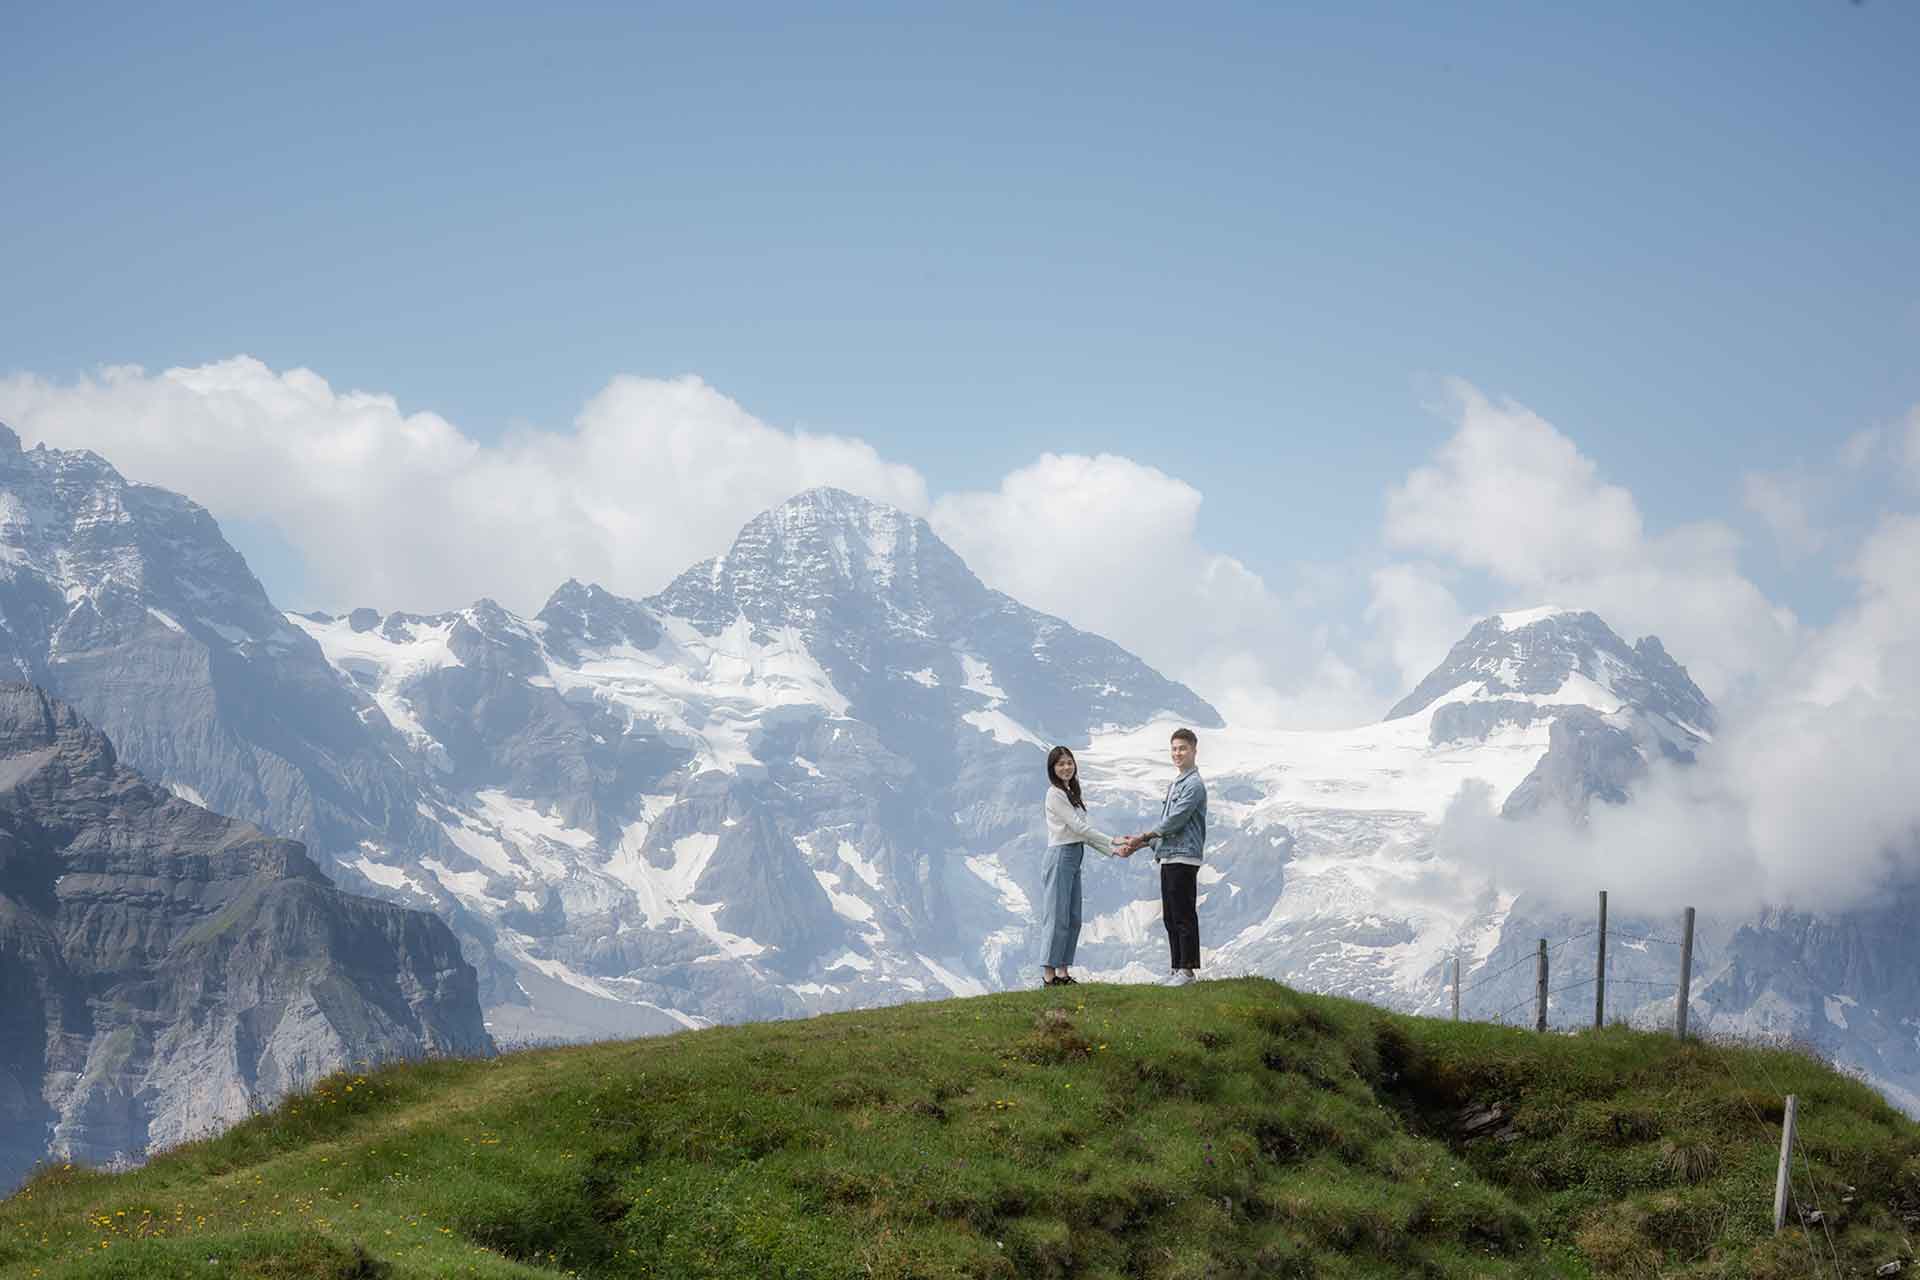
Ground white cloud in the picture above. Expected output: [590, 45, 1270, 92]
[1741, 470, 1825, 560]
[0, 358, 1378, 726]
[1798, 512, 1920, 706]
[1375, 383, 1920, 914]
[6, 357, 1916, 912]
[0, 358, 926, 613]
[1364, 563, 1469, 693]
[1430, 510, 1920, 916]
[1840, 426, 1883, 470]
[1837, 407, 1920, 487]
[1386, 381, 1644, 583]
[929, 453, 1387, 727]
[1381, 379, 1796, 699]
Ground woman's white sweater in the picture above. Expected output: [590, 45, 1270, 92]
[1045, 786, 1115, 853]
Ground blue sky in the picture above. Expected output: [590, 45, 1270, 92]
[4, 1, 1918, 707]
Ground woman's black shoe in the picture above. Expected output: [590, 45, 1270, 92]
[1055, 975, 1078, 985]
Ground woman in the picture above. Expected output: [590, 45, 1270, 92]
[1040, 745, 1118, 987]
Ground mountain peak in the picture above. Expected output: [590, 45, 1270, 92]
[641, 488, 1220, 734]
[1387, 607, 1714, 735]
[1491, 605, 1576, 631]
[0, 433, 284, 633]
[537, 578, 596, 614]
[650, 489, 978, 637]
[753, 488, 933, 566]
[0, 682, 120, 783]
[535, 579, 662, 657]
[778, 485, 891, 513]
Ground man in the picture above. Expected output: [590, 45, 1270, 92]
[1115, 728, 1207, 987]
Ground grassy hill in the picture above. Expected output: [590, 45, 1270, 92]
[4, 978, 1918, 1279]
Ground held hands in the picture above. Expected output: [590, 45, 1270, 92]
[1111, 833, 1152, 858]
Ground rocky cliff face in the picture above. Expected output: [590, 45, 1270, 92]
[1697, 894, 1920, 1114]
[0, 684, 489, 1192]
[0, 424, 431, 861]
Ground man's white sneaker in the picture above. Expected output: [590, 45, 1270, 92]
[1163, 971, 1195, 988]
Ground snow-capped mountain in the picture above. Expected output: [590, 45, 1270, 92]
[283, 487, 1222, 1041]
[1388, 606, 1714, 735]
[1056, 605, 1719, 1000]
[0, 424, 436, 864]
[651, 488, 1206, 744]
[289, 497, 1747, 1052]
[1386, 607, 1715, 819]
[2, 422, 1915, 1123]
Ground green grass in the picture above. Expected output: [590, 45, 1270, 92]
[4, 978, 1917, 1278]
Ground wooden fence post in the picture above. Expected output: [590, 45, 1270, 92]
[1773, 1094, 1799, 1233]
[1676, 906, 1696, 1040]
[1594, 889, 1608, 1029]
[1535, 938, 1548, 1033]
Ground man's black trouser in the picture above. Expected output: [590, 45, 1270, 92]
[1159, 861, 1200, 970]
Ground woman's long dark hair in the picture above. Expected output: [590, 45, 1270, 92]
[1046, 745, 1086, 811]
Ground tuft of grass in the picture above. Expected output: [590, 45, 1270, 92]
[4, 978, 1916, 1278]
[1658, 1139, 1720, 1185]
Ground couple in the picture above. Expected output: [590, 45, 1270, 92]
[1039, 728, 1207, 989]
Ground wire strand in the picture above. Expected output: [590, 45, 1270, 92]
[1730, 1041, 1846, 1280]
[1456, 926, 1599, 996]
[1456, 950, 1539, 996]
[1454, 896, 1843, 1276]
[1700, 1041, 1840, 1280]
[1492, 994, 1536, 1025]
[1791, 1123, 1845, 1278]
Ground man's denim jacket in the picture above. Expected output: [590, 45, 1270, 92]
[1149, 768, 1208, 866]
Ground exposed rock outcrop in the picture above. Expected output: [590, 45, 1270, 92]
[0, 684, 490, 1191]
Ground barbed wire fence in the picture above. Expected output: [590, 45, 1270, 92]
[1448, 894, 1692, 1034]
[1444, 890, 1846, 1277]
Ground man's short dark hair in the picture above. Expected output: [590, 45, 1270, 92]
[1170, 728, 1198, 747]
